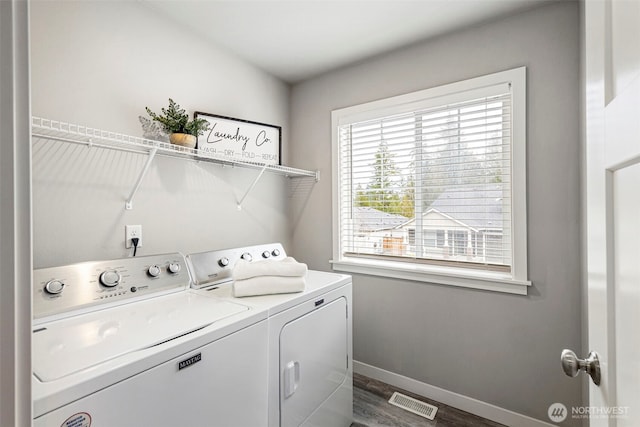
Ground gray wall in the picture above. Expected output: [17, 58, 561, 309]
[30, 1, 292, 267]
[290, 2, 581, 424]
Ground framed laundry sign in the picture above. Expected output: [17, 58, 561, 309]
[194, 112, 281, 165]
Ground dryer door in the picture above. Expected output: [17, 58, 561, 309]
[280, 297, 348, 427]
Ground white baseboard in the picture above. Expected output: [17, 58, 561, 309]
[354, 360, 554, 427]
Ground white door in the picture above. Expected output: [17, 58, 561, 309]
[581, 0, 640, 426]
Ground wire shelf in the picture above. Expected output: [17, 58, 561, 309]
[31, 117, 318, 179]
[31, 117, 319, 210]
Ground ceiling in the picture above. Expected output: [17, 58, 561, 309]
[144, 0, 553, 83]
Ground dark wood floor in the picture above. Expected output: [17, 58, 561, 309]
[352, 373, 505, 427]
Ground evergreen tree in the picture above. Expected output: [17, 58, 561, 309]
[355, 141, 414, 218]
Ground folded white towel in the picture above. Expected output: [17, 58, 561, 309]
[233, 257, 308, 281]
[232, 275, 306, 297]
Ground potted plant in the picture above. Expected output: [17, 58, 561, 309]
[145, 98, 209, 148]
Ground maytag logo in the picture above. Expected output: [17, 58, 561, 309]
[178, 353, 202, 371]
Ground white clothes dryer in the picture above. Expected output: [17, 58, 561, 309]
[187, 243, 353, 427]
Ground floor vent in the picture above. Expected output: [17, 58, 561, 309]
[388, 391, 438, 420]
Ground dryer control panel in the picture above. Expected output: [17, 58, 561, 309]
[187, 243, 286, 289]
[33, 253, 189, 321]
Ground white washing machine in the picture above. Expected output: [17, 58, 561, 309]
[32, 253, 270, 427]
[187, 243, 353, 427]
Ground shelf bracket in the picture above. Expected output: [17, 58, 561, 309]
[125, 147, 158, 210]
[237, 164, 268, 211]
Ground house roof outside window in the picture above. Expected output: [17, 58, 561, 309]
[352, 206, 408, 233]
[398, 185, 505, 233]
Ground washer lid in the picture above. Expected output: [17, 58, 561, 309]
[33, 291, 248, 382]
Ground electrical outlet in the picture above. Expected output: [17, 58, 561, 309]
[125, 225, 142, 248]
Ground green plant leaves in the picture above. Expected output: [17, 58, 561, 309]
[144, 98, 210, 136]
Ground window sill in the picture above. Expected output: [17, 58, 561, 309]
[330, 257, 531, 295]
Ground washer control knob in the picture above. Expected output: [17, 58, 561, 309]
[262, 251, 271, 259]
[218, 257, 230, 267]
[44, 279, 65, 295]
[99, 270, 120, 287]
[272, 249, 281, 257]
[241, 252, 253, 262]
[167, 262, 181, 274]
[147, 265, 161, 277]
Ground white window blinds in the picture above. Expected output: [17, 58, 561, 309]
[337, 84, 513, 272]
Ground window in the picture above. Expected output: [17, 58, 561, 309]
[331, 68, 530, 294]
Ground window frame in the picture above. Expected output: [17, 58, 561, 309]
[331, 67, 530, 295]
